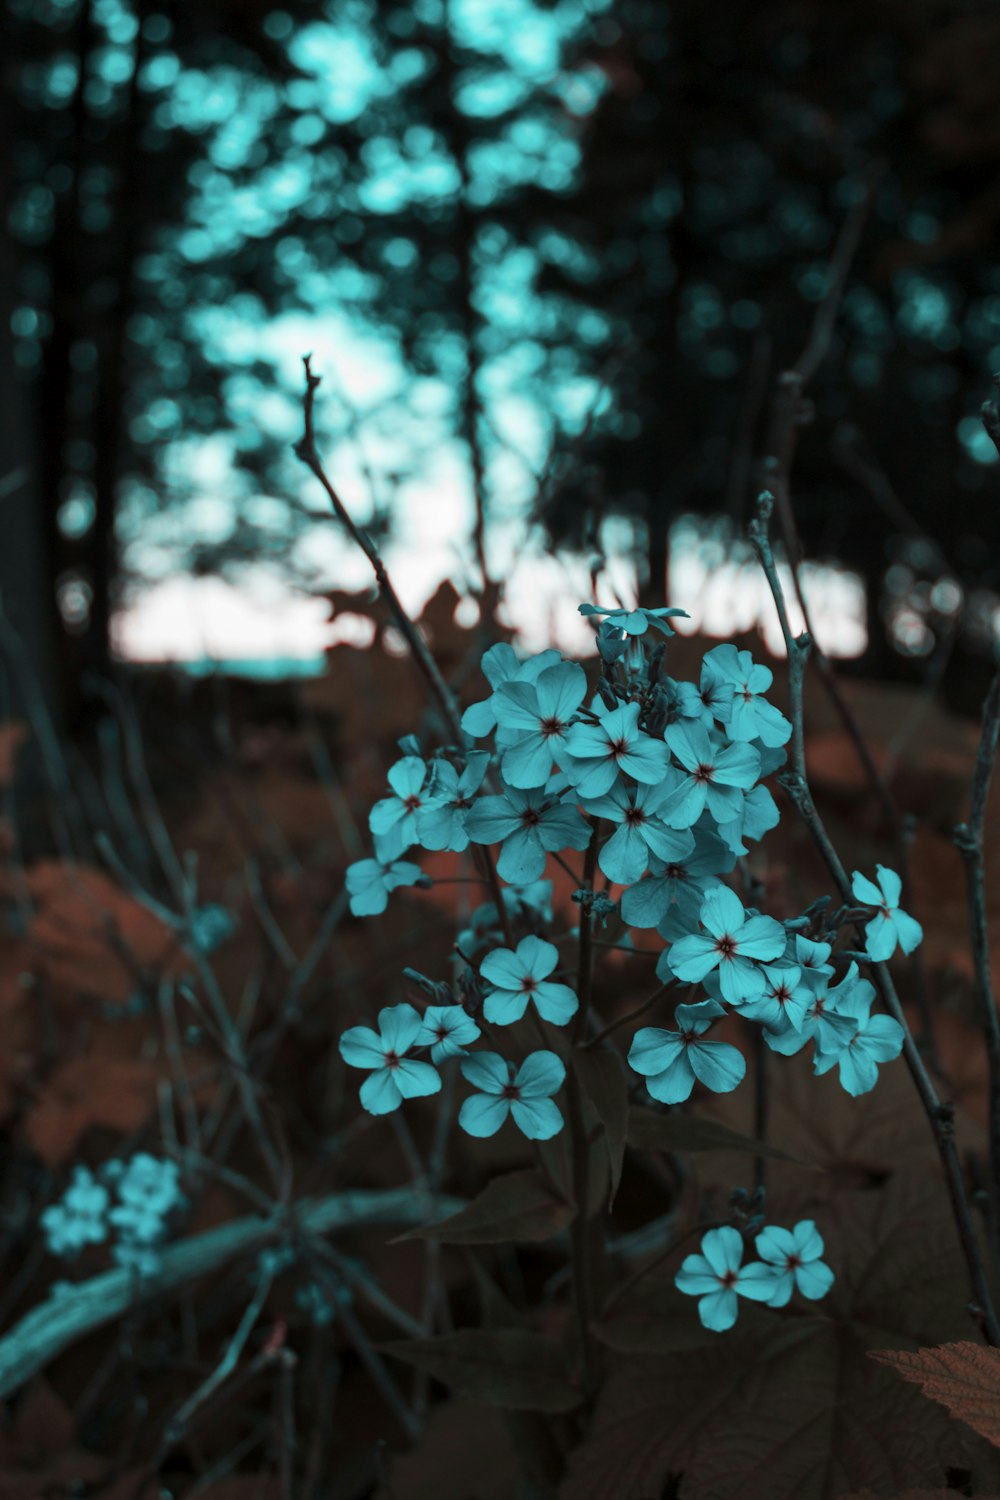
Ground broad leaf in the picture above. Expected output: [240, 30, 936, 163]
[395, 1168, 574, 1245]
[870, 1343, 1000, 1449]
[381, 1330, 582, 1412]
[627, 1104, 810, 1165]
[574, 1046, 629, 1207]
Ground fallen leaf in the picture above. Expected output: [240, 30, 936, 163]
[870, 1342, 1000, 1449]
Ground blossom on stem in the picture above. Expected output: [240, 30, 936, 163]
[668, 886, 785, 1002]
[620, 828, 732, 929]
[674, 1225, 778, 1331]
[339, 1004, 441, 1115]
[753, 1220, 834, 1305]
[578, 603, 688, 637]
[628, 999, 745, 1104]
[661, 721, 761, 829]
[700, 644, 792, 747]
[480, 935, 578, 1026]
[493, 662, 588, 788]
[416, 1004, 481, 1063]
[458, 1050, 565, 1139]
[812, 964, 904, 1095]
[850, 865, 923, 961]
[562, 701, 669, 798]
[581, 778, 694, 886]
[41, 1167, 110, 1257]
[462, 644, 561, 740]
[416, 753, 490, 852]
[368, 756, 430, 859]
[466, 780, 591, 884]
[345, 855, 423, 917]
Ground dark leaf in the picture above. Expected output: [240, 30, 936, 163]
[870, 1343, 1000, 1450]
[627, 1104, 812, 1165]
[395, 1168, 574, 1245]
[381, 1330, 582, 1412]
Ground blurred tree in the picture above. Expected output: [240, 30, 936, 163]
[531, 0, 1000, 684]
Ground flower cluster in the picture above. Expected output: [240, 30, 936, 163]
[41, 1153, 185, 1276]
[338, 607, 920, 1149]
[675, 1219, 834, 1331]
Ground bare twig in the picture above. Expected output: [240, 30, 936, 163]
[751, 493, 1000, 1346]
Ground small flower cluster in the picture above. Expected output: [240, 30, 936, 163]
[338, 602, 921, 1144]
[41, 1153, 185, 1276]
[676, 1219, 834, 1331]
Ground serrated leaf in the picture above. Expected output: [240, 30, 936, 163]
[574, 1046, 629, 1207]
[627, 1104, 812, 1165]
[381, 1330, 582, 1412]
[395, 1168, 574, 1245]
[869, 1342, 1000, 1449]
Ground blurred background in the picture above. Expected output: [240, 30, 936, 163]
[4, 0, 1000, 727]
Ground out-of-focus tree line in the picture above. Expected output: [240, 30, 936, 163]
[4, 0, 1000, 725]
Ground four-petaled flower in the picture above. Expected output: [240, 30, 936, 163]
[674, 1225, 778, 1331]
[466, 781, 591, 884]
[340, 1004, 441, 1115]
[462, 644, 561, 740]
[752, 1220, 834, 1306]
[416, 1004, 481, 1063]
[581, 778, 695, 886]
[416, 753, 490, 853]
[661, 721, 761, 829]
[850, 865, 923, 962]
[480, 935, 578, 1026]
[563, 701, 669, 797]
[700, 644, 792, 747]
[493, 662, 588, 789]
[628, 999, 746, 1104]
[811, 963, 904, 1095]
[459, 1051, 565, 1139]
[369, 756, 429, 860]
[578, 603, 689, 637]
[345, 855, 422, 917]
[668, 886, 785, 1002]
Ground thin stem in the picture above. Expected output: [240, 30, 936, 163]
[567, 831, 599, 1391]
[751, 492, 1000, 1347]
[955, 665, 1000, 1267]
[584, 983, 670, 1050]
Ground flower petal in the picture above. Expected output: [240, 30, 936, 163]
[688, 1039, 746, 1094]
[359, 1069, 403, 1116]
[377, 1004, 423, 1053]
[394, 1060, 442, 1099]
[511, 1097, 564, 1139]
[459, 1094, 511, 1137]
[514, 1050, 565, 1098]
[338, 1026, 385, 1070]
[460, 1052, 510, 1093]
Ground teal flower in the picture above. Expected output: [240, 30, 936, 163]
[480, 935, 578, 1026]
[581, 778, 693, 886]
[340, 1003, 442, 1115]
[621, 828, 732, 928]
[466, 780, 591, 884]
[715, 783, 780, 856]
[850, 865, 923, 961]
[673, 661, 736, 728]
[462, 644, 561, 740]
[41, 1167, 110, 1258]
[736, 963, 811, 1031]
[493, 661, 588, 788]
[700, 645, 792, 748]
[668, 886, 785, 1002]
[792, 934, 835, 993]
[562, 701, 669, 798]
[416, 752, 490, 853]
[812, 964, 904, 1095]
[345, 855, 422, 917]
[458, 1050, 565, 1139]
[661, 721, 761, 829]
[369, 756, 429, 860]
[628, 999, 745, 1104]
[416, 1004, 481, 1063]
[578, 603, 688, 637]
[753, 1220, 834, 1305]
[674, 1225, 778, 1331]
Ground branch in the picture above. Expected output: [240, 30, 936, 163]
[0, 1187, 463, 1400]
[294, 357, 465, 743]
[750, 493, 1000, 1347]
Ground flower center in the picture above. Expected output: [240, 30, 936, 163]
[665, 863, 687, 880]
[624, 806, 646, 825]
[539, 716, 565, 739]
[384, 1050, 400, 1069]
[501, 1083, 521, 1101]
[520, 808, 542, 827]
[714, 934, 737, 960]
[787, 1253, 802, 1269]
[693, 763, 715, 784]
[403, 795, 422, 813]
[719, 1270, 738, 1288]
[609, 737, 629, 758]
[435, 1027, 448, 1042]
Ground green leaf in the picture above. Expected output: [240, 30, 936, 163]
[394, 1168, 574, 1245]
[381, 1330, 582, 1412]
[627, 1104, 813, 1165]
[574, 1046, 629, 1207]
